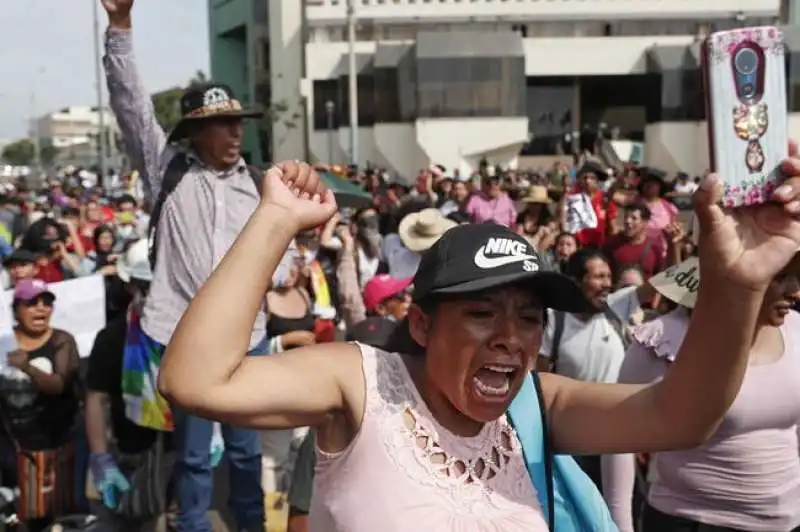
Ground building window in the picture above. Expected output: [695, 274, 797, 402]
[788, 52, 800, 112]
[416, 57, 525, 118]
[374, 68, 402, 123]
[313, 80, 340, 130]
[337, 75, 376, 127]
[655, 69, 705, 121]
[524, 78, 576, 155]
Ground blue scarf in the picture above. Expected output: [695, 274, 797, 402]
[507, 373, 618, 532]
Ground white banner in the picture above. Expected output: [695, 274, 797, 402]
[0, 289, 15, 365]
[4, 275, 106, 358]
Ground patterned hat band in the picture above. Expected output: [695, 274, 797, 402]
[187, 99, 244, 118]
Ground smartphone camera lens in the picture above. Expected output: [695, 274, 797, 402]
[741, 83, 755, 98]
[735, 48, 758, 75]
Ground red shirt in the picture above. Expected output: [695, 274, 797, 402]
[78, 222, 99, 253]
[35, 261, 65, 284]
[576, 191, 618, 248]
[603, 234, 665, 280]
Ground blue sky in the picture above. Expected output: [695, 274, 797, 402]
[0, 1, 209, 140]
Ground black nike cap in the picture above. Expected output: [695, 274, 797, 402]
[411, 223, 589, 312]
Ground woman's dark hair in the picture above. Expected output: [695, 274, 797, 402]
[554, 232, 579, 248]
[554, 232, 580, 273]
[93, 224, 116, 254]
[564, 247, 609, 282]
[516, 204, 554, 229]
[446, 211, 471, 225]
[20, 218, 68, 254]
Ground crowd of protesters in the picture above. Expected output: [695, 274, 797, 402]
[0, 1, 799, 532]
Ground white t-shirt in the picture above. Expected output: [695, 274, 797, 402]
[381, 233, 421, 280]
[356, 245, 380, 289]
[673, 181, 698, 195]
[539, 286, 640, 383]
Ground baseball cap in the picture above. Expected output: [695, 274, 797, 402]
[116, 239, 153, 283]
[363, 274, 412, 312]
[13, 278, 55, 303]
[3, 249, 36, 267]
[346, 317, 398, 350]
[411, 223, 589, 312]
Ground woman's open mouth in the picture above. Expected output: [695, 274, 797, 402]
[472, 364, 520, 401]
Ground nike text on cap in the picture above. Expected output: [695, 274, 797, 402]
[411, 223, 590, 313]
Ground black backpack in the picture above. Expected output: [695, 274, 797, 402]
[147, 155, 263, 269]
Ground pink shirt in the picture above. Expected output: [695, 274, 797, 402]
[603, 309, 800, 532]
[310, 344, 549, 531]
[645, 199, 678, 256]
[466, 193, 517, 227]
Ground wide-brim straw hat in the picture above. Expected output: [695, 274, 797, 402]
[398, 208, 458, 253]
[168, 83, 263, 143]
[521, 185, 553, 205]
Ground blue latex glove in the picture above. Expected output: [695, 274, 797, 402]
[89, 452, 131, 510]
[210, 422, 225, 468]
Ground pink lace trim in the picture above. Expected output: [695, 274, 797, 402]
[630, 307, 690, 362]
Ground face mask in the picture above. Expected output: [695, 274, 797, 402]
[117, 225, 134, 239]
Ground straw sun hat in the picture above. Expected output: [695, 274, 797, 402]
[521, 185, 553, 205]
[398, 208, 458, 253]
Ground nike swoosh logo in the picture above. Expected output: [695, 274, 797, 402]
[474, 247, 537, 269]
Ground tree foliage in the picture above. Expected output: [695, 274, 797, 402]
[40, 145, 60, 167]
[1, 139, 35, 166]
[256, 74, 304, 161]
[151, 70, 209, 130]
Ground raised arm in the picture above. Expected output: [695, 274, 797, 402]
[159, 163, 365, 432]
[601, 342, 670, 532]
[101, 0, 168, 203]
[540, 151, 800, 456]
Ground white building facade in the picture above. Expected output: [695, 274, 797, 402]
[31, 106, 122, 168]
[261, 0, 792, 178]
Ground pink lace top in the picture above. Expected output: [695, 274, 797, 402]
[309, 343, 549, 531]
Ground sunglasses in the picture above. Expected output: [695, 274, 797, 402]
[19, 295, 55, 308]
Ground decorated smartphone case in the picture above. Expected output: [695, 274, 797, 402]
[702, 26, 788, 208]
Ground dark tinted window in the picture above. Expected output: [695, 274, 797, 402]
[787, 51, 800, 112]
[312, 79, 340, 130]
[337, 75, 376, 127]
[523, 78, 576, 155]
[374, 68, 402, 123]
[658, 69, 705, 121]
[416, 57, 525, 118]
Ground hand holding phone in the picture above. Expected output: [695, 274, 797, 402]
[702, 26, 788, 207]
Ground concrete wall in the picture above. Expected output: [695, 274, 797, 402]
[308, 117, 529, 177]
[267, 0, 307, 162]
[208, 0, 260, 163]
[645, 113, 800, 176]
[306, 0, 780, 24]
